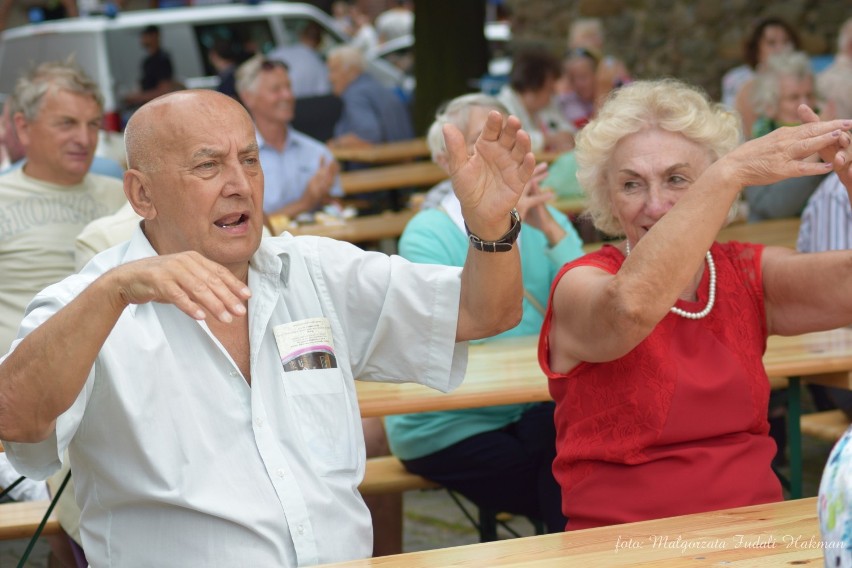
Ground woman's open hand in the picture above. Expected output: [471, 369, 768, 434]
[720, 117, 852, 190]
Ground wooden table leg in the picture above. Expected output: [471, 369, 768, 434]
[787, 377, 803, 499]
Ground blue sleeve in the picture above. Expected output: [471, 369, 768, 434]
[543, 205, 585, 270]
[320, 144, 344, 198]
[339, 89, 383, 143]
[398, 210, 469, 268]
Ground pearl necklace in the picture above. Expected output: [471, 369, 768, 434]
[625, 240, 717, 320]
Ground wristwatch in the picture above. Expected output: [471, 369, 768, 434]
[465, 209, 521, 252]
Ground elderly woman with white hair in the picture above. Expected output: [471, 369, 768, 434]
[383, 93, 584, 533]
[744, 50, 824, 221]
[539, 78, 852, 530]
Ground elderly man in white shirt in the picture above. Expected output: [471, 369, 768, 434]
[0, 89, 532, 566]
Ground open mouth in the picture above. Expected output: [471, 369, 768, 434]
[214, 213, 249, 228]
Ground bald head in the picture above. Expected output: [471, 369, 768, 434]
[125, 90, 254, 173]
[121, 88, 264, 274]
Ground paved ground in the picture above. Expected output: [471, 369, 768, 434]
[1, 428, 837, 567]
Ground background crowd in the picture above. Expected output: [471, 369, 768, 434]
[1, 1, 852, 567]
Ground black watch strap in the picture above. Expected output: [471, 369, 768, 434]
[465, 209, 521, 253]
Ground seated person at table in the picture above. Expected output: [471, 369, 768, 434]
[497, 48, 576, 154]
[326, 45, 414, 148]
[744, 51, 824, 221]
[797, 70, 852, 421]
[540, 78, 852, 530]
[727, 17, 800, 125]
[558, 47, 599, 130]
[236, 55, 342, 219]
[0, 89, 534, 566]
[385, 93, 583, 533]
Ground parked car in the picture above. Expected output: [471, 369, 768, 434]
[366, 20, 513, 96]
[0, 2, 402, 131]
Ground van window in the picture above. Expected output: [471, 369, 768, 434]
[106, 29, 151, 100]
[106, 23, 206, 99]
[0, 32, 101, 96]
[194, 20, 275, 76]
[275, 17, 344, 57]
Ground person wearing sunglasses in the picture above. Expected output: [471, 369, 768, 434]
[236, 55, 342, 220]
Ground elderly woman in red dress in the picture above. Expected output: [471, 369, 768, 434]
[538, 78, 852, 530]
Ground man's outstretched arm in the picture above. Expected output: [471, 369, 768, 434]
[0, 252, 251, 442]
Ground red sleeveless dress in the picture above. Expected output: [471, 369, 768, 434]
[538, 241, 783, 530]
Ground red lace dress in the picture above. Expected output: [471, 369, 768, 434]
[538, 241, 783, 531]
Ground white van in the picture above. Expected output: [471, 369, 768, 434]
[0, 2, 399, 131]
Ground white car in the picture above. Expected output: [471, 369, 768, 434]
[0, 2, 402, 132]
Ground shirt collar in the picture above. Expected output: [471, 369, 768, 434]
[256, 126, 299, 152]
[122, 229, 294, 313]
[252, 236, 292, 288]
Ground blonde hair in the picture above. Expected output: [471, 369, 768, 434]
[11, 58, 103, 121]
[235, 54, 290, 96]
[576, 79, 741, 236]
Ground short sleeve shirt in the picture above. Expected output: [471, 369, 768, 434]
[4, 227, 467, 567]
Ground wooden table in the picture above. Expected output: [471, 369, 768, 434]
[271, 210, 415, 243]
[319, 497, 824, 567]
[358, 336, 542, 418]
[358, 328, 852, 498]
[330, 138, 431, 164]
[552, 196, 587, 216]
[358, 329, 852, 417]
[581, 217, 801, 254]
[340, 162, 447, 195]
[717, 217, 800, 249]
[330, 138, 564, 166]
[765, 328, 852, 380]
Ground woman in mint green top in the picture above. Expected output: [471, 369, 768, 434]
[383, 93, 584, 532]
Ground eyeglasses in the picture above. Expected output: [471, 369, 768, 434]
[567, 47, 600, 64]
[260, 59, 289, 72]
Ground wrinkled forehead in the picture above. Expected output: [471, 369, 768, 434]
[136, 92, 256, 164]
[166, 117, 256, 159]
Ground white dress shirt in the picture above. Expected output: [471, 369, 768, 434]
[797, 173, 852, 253]
[4, 226, 466, 567]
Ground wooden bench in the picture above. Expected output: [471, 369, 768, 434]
[340, 162, 447, 195]
[801, 409, 851, 443]
[359, 455, 440, 496]
[0, 457, 533, 544]
[0, 500, 60, 540]
[272, 210, 416, 243]
[331, 138, 431, 164]
[0, 457, 433, 541]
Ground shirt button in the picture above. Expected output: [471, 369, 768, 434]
[276, 468, 286, 478]
[297, 524, 305, 535]
[255, 417, 264, 428]
[229, 370, 239, 378]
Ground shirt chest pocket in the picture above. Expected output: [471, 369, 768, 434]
[283, 367, 357, 476]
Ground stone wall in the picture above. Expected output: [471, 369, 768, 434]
[505, 0, 851, 101]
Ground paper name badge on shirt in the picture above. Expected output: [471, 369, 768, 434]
[274, 318, 338, 372]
